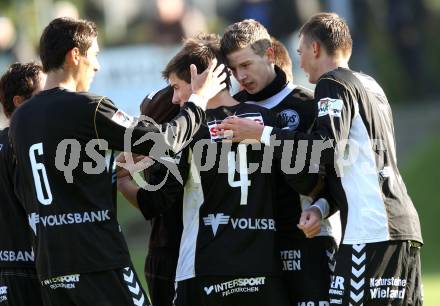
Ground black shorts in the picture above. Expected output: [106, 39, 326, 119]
[278, 235, 337, 305]
[0, 267, 44, 306]
[329, 240, 423, 306]
[145, 251, 178, 306]
[40, 266, 151, 306]
[173, 276, 290, 306]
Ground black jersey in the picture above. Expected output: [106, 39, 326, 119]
[234, 67, 325, 239]
[271, 68, 422, 244]
[0, 128, 35, 269]
[8, 87, 206, 280]
[137, 86, 183, 253]
[175, 103, 280, 281]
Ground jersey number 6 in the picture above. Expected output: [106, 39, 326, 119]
[29, 143, 53, 205]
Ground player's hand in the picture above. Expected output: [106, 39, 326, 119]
[191, 58, 227, 101]
[216, 117, 264, 143]
[297, 206, 322, 238]
[116, 152, 152, 179]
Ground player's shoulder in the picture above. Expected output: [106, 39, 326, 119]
[289, 84, 314, 102]
[317, 68, 360, 89]
[76, 91, 113, 105]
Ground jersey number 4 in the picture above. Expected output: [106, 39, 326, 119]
[227, 144, 251, 205]
[29, 143, 53, 205]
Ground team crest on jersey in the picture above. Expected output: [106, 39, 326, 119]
[278, 109, 300, 130]
[207, 113, 264, 143]
[318, 98, 343, 117]
[111, 109, 135, 128]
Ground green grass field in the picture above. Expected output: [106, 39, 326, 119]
[119, 138, 440, 304]
[423, 273, 440, 305]
[401, 138, 440, 305]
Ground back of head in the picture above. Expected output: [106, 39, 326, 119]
[271, 36, 293, 82]
[299, 12, 352, 58]
[39, 17, 97, 73]
[162, 33, 231, 90]
[0, 62, 43, 118]
[140, 86, 179, 124]
[221, 19, 272, 57]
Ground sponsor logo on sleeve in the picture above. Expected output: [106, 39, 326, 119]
[111, 109, 135, 128]
[318, 98, 343, 118]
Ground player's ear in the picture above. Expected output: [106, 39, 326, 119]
[312, 41, 320, 58]
[12, 95, 25, 108]
[65, 47, 82, 66]
[265, 47, 275, 64]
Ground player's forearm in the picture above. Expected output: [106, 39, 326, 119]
[95, 96, 206, 156]
[264, 127, 336, 169]
[117, 177, 140, 209]
[158, 98, 206, 153]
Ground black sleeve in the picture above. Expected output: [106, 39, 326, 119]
[314, 184, 339, 218]
[136, 149, 190, 220]
[92, 97, 205, 155]
[271, 78, 355, 167]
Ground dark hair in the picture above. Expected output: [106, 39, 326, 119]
[220, 19, 272, 57]
[271, 36, 293, 82]
[299, 13, 352, 57]
[162, 33, 231, 90]
[39, 17, 97, 72]
[0, 62, 43, 118]
[140, 86, 179, 123]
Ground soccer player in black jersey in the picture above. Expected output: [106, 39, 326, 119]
[0, 62, 45, 306]
[220, 13, 423, 306]
[8, 17, 227, 306]
[220, 19, 338, 305]
[118, 33, 291, 306]
[119, 86, 183, 306]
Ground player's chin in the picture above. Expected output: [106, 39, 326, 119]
[308, 74, 318, 84]
[243, 83, 258, 93]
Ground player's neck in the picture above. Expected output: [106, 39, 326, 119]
[44, 69, 78, 92]
[317, 55, 349, 79]
[207, 91, 238, 109]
